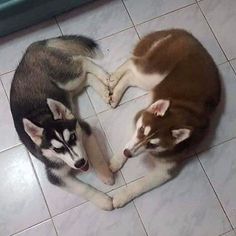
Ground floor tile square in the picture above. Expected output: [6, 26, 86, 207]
[199, 139, 236, 227]
[0, 20, 61, 74]
[57, 0, 132, 40]
[123, 0, 194, 24]
[199, 0, 236, 60]
[0, 82, 20, 152]
[136, 4, 226, 65]
[0, 146, 50, 236]
[134, 159, 231, 236]
[0, 71, 14, 98]
[53, 188, 146, 236]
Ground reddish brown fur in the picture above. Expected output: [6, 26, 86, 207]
[133, 29, 221, 156]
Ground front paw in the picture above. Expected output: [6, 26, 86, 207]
[109, 94, 119, 108]
[109, 157, 124, 173]
[113, 188, 131, 208]
[100, 172, 115, 186]
[103, 71, 110, 86]
[102, 86, 111, 104]
[109, 73, 120, 89]
[94, 193, 114, 211]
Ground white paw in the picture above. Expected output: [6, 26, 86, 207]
[113, 189, 131, 208]
[102, 71, 110, 86]
[109, 157, 124, 173]
[102, 86, 111, 104]
[109, 73, 120, 89]
[99, 172, 115, 186]
[93, 193, 114, 211]
[109, 94, 119, 108]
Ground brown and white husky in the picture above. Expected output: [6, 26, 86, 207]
[109, 29, 221, 208]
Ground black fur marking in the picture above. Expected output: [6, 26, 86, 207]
[67, 133, 77, 146]
[57, 35, 98, 51]
[40, 118, 77, 150]
[46, 169, 64, 186]
[53, 146, 67, 154]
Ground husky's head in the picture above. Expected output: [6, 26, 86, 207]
[23, 98, 89, 171]
[123, 99, 192, 158]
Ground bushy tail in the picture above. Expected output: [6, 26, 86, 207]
[46, 35, 100, 58]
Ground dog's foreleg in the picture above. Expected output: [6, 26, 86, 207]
[109, 59, 133, 89]
[62, 176, 113, 210]
[86, 73, 110, 104]
[112, 161, 177, 208]
[109, 152, 128, 173]
[84, 133, 115, 186]
[78, 57, 110, 85]
[110, 71, 135, 108]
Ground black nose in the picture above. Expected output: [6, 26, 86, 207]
[123, 149, 132, 158]
[74, 159, 86, 168]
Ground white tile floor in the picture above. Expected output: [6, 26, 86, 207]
[0, 0, 236, 235]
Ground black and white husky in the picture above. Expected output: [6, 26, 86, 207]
[10, 36, 114, 210]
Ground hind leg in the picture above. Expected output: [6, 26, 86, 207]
[86, 73, 110, 104]
[110, 71, 135, 108]
[109, 59, 133, 89]
[74, 56, 110, 86]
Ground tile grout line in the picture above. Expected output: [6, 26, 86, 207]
[121, 0, 141, 39]
[95, 114, 127, 184]
[0, 78, 9, 102]
[0, 69, 15, 77]
[51, 182, 127, 218]
[94, 93, 148, 117]
[196, 1, 229, 62]
[9, 218, 52, 236]
[196, 155, 234, 230]
[132, 201, 149, 236]
[134, 2, 197, 28]
[229, 60, 236, 77]
[219, 229, 236, 236]
[54, 17, 63, 36]
[0, 143, 22, 154]
[196, 136, 236, 156]
[26, 151, 59, 236]
[96, 26, 135, 42]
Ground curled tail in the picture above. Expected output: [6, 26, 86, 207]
[46, 35, 100, 58]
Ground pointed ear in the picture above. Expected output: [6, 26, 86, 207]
[23, 118, 44, 146]
[172, 128, 192, 144]
[47, 98, 74, 120]
[147, 99, 170, 116]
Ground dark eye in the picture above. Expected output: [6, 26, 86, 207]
[146, 142, 157, 149]
[68, 133, 77, 145]
[70, 133, 76, 141]
[53, 146, 66, 153]
[138, 126, 145, 139]
[140, 126, 145, 133]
